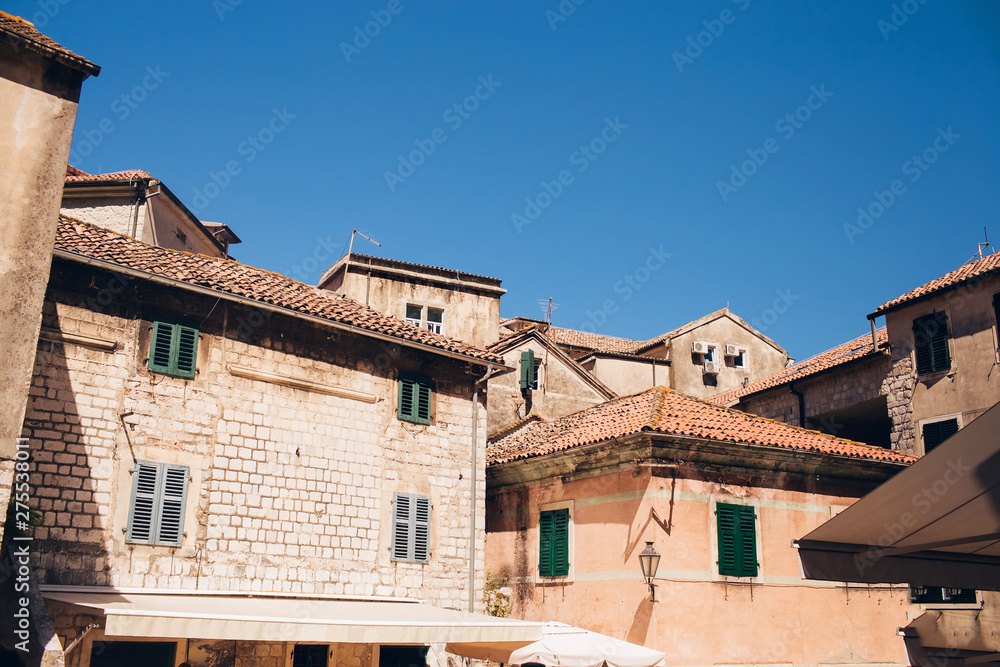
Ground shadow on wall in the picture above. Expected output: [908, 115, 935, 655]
[625, 593, 654, 646]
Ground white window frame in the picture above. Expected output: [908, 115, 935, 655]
[917, 412, 963, 456]
[536, 499, 574, 583]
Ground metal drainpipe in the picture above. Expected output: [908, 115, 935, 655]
[790, 384, 806, 428]
[469, 365, 493, 612]
[868, 315, 879, 351]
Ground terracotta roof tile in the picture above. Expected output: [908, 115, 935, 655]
[709, 329, 887, 406]
[54, 216, 504, 365]
[488, 387, 914, 466]
[873, 253, 1000, 316]
[548, 326, 643, 354]
[65, 165, 152, 183]
[0, 11, 99, 76]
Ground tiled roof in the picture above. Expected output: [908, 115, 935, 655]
[0, 11, 100, 76]
[346, 253, 502, 284]
[65, 165, 152, 183]
[548, 326, 642, 354]
[54, 216, 504, 365]
[709, 329, 887, 407]
[488, 386, 914, 466]
[872, 252, 1000, 316]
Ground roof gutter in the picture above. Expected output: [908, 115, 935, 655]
[52, 249, 512, 371]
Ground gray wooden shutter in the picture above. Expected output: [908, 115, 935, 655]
[414, 495, 430, 562]
[157, 464, 189, 546]
[127, 461, 160, 544]
[392, 492, 411, 560]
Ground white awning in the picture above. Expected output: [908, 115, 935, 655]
[42, 591, 542, 645]
[794, 401, 1000, 590]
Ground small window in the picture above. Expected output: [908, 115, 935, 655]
[922, 418, 959, 454]
[716, 502, 757, 577]
[539, 508, 569, 577]
[148, 321, 199, 379]
[293, 645, 329, 667]
[379, 646, 428, 667]
[405, 304, 422, 327]
[911, 586, 978, 605]
[392, 492, 430, 563]
[397, 373, 432, 424]
[426, 307, 444, 334]
[520, 350, 537, 390]
[126, 461, 189, 547]
[913, 312, 951, 375]
[704, 345, 716, 363]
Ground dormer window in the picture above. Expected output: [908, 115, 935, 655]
[426, 307, 444, 334]
[404, 304, 445, 335]
[405, 304, 422, 327]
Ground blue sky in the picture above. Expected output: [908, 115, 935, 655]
[16, 1, 1000, 360]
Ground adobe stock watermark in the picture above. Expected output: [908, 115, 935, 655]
[21, 0, 71, 30]
[68, 66, 169, 166]
[853, 456, 969, 576]
[672, 0, 751, 74]
[212, 0, 243, 20]
[191, 107, 296, 213]
[878, 0, 930, 40]
[511, 117, 628, 234]
[577, 245, 672, 332]
[748, 288, 799, 333]
[12, 437, 34, 654]
[340, 0, 409, 63]
[716, 85, 833, 202]
[843, 126, 959, 244]
[384, 75, 502, 192]
[545, 0, 588, 31]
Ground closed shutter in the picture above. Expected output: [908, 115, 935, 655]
[148, 322, 199, 379]
[127, 461, 189, 546]
[923, 418, 959, 453]
[157, 464, 189, 546]
[397, 375, 432, 425]
[414, 496, 430, 563]
[717, 503, 757, 577]
[392, 492, 431, 563]
[913, 312, 950, 374]
[392, 492, 411, 560]
[520, 350, 535, 389]
[539, 509, 569, 576]
[127, 461, 159, 544]
[416, 382, 431, 423]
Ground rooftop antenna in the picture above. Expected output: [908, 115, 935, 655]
[536, 297, 558, 394]
[965, 227, 991, 265]
[341, 229, 381, 295]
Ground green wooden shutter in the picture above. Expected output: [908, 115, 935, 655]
[539, 509, 569, 576]
[520, 350, 536, 389]
[717, 503, 757, 577]
[148, 322, 175, 374]
[157, 464, 189, 546]
[127, 461, 160, 544]
[539, 511, 554, 576]
[930, 311, 950, 372]
[414, 495, 431, 563]
[392, 492, 411, 560]
[914, 313, 950, 374]
[174, 326, 199, 379]
[397, 374, 431, 425]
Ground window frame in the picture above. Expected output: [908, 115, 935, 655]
[425, 307, 444, 335]
[397, 373, 432, 425]
[147, 321, 199, 379]
[919, 415, 962, 455]
[391, 492, 431, 563]
[910, 585, 980, 609]
[715, 502, 759, 578]
[126, 460, 189, 547]
[292, 644, 329, 667]
[912, 311, 952, 376]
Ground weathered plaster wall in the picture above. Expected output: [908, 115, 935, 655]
[22, 261, 486, 610]
[585, 356, 666, 396]
[61, 196, 146, 239]
[486, 467, 914, 667]
[883, 274, 1000, 455]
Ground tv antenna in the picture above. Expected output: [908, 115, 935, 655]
[965, 227, 991, 265]
[341, 229, 381, 295]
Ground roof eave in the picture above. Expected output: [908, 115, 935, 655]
[0, 27, 101, 77]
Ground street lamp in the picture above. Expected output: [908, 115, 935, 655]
[638, 541, 661, 602]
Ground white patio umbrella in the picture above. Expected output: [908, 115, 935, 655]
[446, 621, 666, 667]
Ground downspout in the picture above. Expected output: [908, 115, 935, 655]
[789, 384, 806, 428]
[469, 365, 493, 612]
[128, 179, 145, 239]
[868, 315, 879, 351]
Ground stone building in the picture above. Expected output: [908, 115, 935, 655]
[62, 165, 241, 258]
[8, 217, 537, 666]
[711, 329, 893, 447]
[0, 10, 98, 548]
[319, 253, 505, 349]
[485, 387, 921, 667]
[868, 252, 1000, 455]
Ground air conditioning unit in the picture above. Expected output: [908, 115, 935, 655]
[692, 341, 710, 355]
[703, 361, 720, 374]
[725, 344, 741, 357]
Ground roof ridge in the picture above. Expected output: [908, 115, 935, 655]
[645, 387, 667, 430]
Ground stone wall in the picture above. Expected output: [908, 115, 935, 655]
[22, 259, 486, 609]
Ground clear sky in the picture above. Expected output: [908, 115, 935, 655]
[16, 1, 1000, 360]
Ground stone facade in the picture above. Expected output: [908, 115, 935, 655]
[19, 257, 491, 664]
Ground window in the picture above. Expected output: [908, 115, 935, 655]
[126, 461, 189, 546]
[148, 321, 199, 379]
[405, 304, 422, 327]
[922, 418, 959, 454]
[520, 350, 538, 390]
[913, 311, 951, 375]
[426, 307, 444, 334]
[716, 502, 758, 577]
[911, 586, 978, 605]
[379, 646, 428, 667]
[539, 508, 569, 577]
[397, 373, 432, 424]
[392, 492, 430, 563]
[89, 642, 176, 667]
[293, 645, 329, 667]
